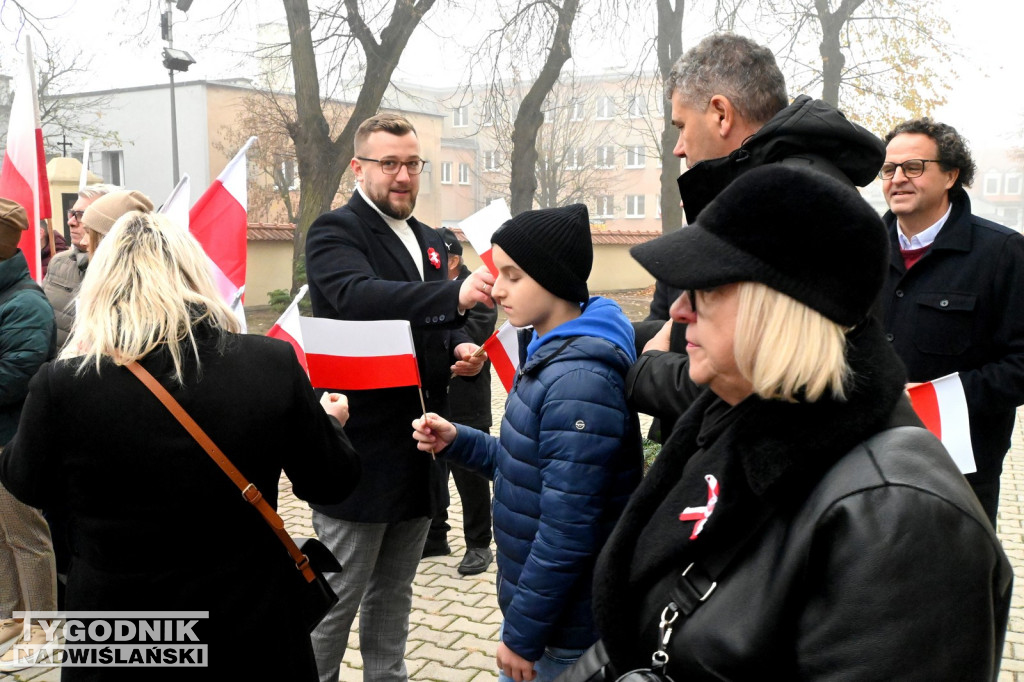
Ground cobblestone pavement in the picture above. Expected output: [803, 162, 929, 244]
[4, 374, 1023, 681]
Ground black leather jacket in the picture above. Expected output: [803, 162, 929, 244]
[595, 321, 1011, 680]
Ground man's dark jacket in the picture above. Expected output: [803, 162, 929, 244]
[881, 189, 1024, 508]
[305, 191, 471, 523]
[631, 95, 885, 436]
[449, 264, 497, 429]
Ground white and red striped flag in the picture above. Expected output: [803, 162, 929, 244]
[297, 317, 421, 391]
[482, 321, 521, 392]
[458, 198, 511, 277]
[0, 38, 52, 283]
[266, 285, 308, 373]
[907, 373, 976, 474]
[190, 136, 255, 332]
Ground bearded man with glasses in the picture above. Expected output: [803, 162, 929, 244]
[305, 113, 496, 682]
[880, 117, 1024, 525]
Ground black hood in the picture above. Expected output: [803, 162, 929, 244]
[678, 95, 885, 223]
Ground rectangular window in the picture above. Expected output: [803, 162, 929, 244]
[628, 95, 645, 118]
[593, 195, 614, 219]
[89, 150, 124, 186]
[484, 150, 504, 171]
[626, 194, 645, 218]
[570, 99, 585, 121]
[1006, 173, 1022, 195]
[566, 147, 585, 169]
[626, 145, 645, 168]
[453, 106, 468, 127]
[595, 145, 615, 168]
[596, 96, 614, 120]
[459, 163, 470, 184]
[984, 173, 1001, 195]
[441, 162, 452, 184]
[481, 104, 494, 127]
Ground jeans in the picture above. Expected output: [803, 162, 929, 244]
[497, 621, 587, 682]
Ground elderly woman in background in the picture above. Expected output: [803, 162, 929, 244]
[0, 211, 360, 680]
[586, 165, 1011, 681]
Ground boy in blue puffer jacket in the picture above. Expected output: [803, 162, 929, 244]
[413, 204, 643, 682]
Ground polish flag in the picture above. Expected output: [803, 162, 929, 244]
[297, 317, 421, 391]
[159, 173, 191, 230]
[482, 321, 521, 392]
[190, 136, 256, 332]
[907, 373, 976, 474]
[266, 285, 308, 373]
[0, 38, 51, 283]
[458, 198, 511, 277]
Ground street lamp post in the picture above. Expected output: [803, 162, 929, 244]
[161, 0, 196, 185]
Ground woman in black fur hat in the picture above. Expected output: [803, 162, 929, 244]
[584, 165, 1011, 681]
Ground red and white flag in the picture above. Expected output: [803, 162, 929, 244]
[0, 38, 52, 283]
[482, 320, 521, 392]
[189, 136, 255, 332]
[458, 198, 511, 278]
[266, 285, 308, 373]
[298, 317, 421, 391]
[907, 373, 976, 474]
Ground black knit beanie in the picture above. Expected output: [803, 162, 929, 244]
[491, 204, 593, 303]
[630, 165, 888, 327]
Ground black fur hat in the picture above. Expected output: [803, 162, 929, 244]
[631, 165, 888, 326]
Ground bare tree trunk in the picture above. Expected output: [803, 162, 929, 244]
[508, 0, 581, 216]
[282, 0, 437, 293]
[657, 0, 685, 234]
[814, 0, 865, 107]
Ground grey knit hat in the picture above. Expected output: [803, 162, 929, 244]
[491, 204, 593, 303]
[82, 190, 154, 235]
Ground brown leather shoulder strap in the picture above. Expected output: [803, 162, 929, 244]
[125, 361, 316, 583]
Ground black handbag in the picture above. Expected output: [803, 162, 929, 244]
[127, 361, 341, 633]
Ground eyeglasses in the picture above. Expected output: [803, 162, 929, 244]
[67, 209, 85, 220]
[356, 157, 428, 175]
[878, 159, 943, 180]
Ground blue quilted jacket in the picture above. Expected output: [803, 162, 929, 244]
[445, 296, 643, 661]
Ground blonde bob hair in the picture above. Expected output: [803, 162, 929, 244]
[733, 281, 851, 403]
[61, 211, 240, 382]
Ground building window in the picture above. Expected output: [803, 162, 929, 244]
[459, 163, 470, 184]
[484, 150, 504, 171]
[626, 145, 645, 168]
[570, 99, 585, 121]
[657, 194, 662, 218]
[626, 194, 645, 218]
[1006, 173, 1022, 195]
[566, 147, 585, 170]
[593, 195, 614, 219]
[595, 145, 615, 168]
[453, 106, 469, 127]
[628, 95, 645, 118]
[1001, 207, 1022, 230]
[481, 104, 494, 127]
[984, 173, 1001, 196]
[88, 150, 124, 186]
[441, 162, 452, 184]
[273, 156, 300, 191]
[596, 96, 614, 120]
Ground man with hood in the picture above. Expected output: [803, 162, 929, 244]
[631, 33, 885, 438]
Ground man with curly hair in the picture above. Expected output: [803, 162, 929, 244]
[880, 117, 1024, 524]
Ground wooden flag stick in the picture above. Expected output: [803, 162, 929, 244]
[417, 385, 435, 460]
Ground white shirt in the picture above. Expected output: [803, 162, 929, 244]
[357, 183, 424, 280]
[897, 204, 952, 250]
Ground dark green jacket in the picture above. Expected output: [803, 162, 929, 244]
[0, 250, 56, 445]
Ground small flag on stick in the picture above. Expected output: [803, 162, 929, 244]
[298, 317, 421, 392]
[266, 285, 308, 373]
[481, 321, 521, 392]
[458, 198, 511, 278]
[907, 373, 976, 474]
